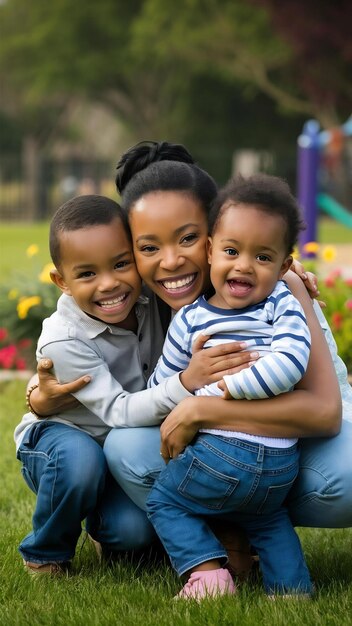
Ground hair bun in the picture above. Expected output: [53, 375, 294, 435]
[116, 140, 195, 193]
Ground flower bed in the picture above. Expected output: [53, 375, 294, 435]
[0, 245, 58, 371]
[318, 269, 352, 373]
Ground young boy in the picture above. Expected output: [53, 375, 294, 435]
[147, 174, 313, 599]
[14, 195, 192, 574]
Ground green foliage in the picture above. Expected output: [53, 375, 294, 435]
[1, 0, 343, 166]
[0, 247, 58, 366]
[318, 271, 352, 372]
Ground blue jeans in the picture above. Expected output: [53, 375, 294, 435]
[104, 419, 352, 528]
[145, 434, 312, 594]
[17, 421, 156, 564]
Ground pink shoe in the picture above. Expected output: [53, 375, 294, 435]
[176, 568, 236, 600]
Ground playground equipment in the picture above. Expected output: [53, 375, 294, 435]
[297, 117, 352, 255]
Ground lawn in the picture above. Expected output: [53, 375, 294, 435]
[1, 380, 352, 625]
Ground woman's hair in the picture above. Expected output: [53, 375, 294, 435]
[209, 173, 305, 254]
[115, 140, 218, 220]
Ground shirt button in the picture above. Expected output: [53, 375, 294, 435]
[139, 333, 143, 342]
[143, 363, 148, 371]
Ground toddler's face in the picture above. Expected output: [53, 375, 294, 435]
[207, 204, 292, 310]
[52, 217, 141, 329]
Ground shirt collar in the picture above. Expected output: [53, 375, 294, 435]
[57, 293, 149, 339]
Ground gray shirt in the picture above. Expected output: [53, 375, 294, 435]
[14, 289, 191, 449]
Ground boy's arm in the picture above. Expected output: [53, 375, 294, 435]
[41, 337, 192, 428]
[222, 287, 311, 400]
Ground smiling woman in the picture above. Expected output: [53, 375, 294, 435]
[129, 191, 210, 310]
[116, 141, 218, 312]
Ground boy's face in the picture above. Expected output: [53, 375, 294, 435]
[207, 204, 292, 310]
[51, 217, 142, 329]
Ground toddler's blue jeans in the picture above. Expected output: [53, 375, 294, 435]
[146, 433, 312, 595]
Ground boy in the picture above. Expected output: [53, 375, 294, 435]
[147, 174, 313, 599]
[14, 195, 192, 574]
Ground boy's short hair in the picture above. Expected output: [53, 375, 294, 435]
[50, 194, 129, 268]
[209, 174, 305, 253]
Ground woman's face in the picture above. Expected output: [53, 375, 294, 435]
[129, 191, 210, 310]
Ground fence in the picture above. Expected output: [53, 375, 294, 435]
[0, 154, 115, 221]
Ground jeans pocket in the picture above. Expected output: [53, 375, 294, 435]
[257, 478, 297, 515]
[20, 465, 38, 494]
[177, 457, 239, 510]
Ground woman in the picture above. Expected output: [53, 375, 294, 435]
[29, 142, 352, 558]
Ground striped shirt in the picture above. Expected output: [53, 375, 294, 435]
[149, 280, 311, 447]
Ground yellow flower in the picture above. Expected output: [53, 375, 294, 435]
[17, 296, 42, 319]
[303, 241, 320, 254]
[8, 288, 19, 300]
[291, 247, 300, 260]
[26, 244, 39, 258]
[321, 245, 337, 263]
[39, 263, 55, 284]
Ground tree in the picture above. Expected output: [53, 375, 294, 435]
[254, 0, 352, 126]
[0, 0, 195, 215]
[133, 0, 351, 127]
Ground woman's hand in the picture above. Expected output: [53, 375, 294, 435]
[180, 336, 259, 392]
[29, 358, 91, 417]
[160, 396, 202, 460]
[288, 260, 325, 307]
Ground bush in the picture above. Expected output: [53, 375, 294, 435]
[0, 245, 59, 369]
[318, 269, 352, 372]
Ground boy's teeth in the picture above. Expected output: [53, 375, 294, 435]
[162, 274, 195, 290]
[99, 296, 125, 307]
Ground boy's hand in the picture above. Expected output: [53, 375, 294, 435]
[180, 335, 258, 392]
[217, 379, 233, 400]
[29, 359, 91, 417]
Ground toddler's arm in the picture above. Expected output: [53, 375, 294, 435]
[220, 290, 311, 400]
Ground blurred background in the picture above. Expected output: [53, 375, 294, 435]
[0, 0, 351, 221]
[0, 0, 351, 374]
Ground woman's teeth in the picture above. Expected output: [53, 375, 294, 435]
[161, 274, 196, 290]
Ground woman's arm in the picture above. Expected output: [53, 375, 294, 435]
[160, 273, 342, 459]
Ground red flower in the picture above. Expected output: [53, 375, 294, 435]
[15, 358, 27, 370]
[17, 338, 32, 349]
[324, 276, 336, 288]
[0, 328, 8, 342]
[346, 299, 352, 311]
[0, 345, 17, 369]
[331, 312, 344, 331]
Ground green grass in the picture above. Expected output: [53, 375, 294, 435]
[1, 380, 352, 625]
[0, 222, 51, 280]
[318, 218, 352, 244]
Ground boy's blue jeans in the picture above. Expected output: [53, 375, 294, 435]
[146, 433, 312, 594]
[17, 421, 156, 564]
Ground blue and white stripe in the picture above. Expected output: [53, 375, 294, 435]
[149, 280, 311, 401]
